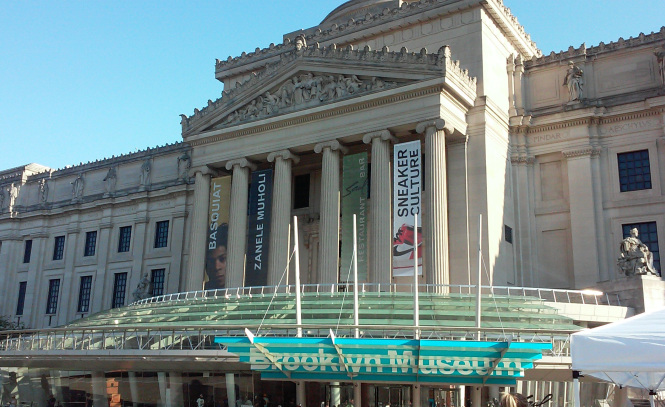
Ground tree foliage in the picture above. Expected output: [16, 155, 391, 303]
[0, 315, 24, 331]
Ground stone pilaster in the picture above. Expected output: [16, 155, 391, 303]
[314, 140, 348, 285]
[267, 150, 300, 286]
[416, 119, 453, 289]
[362, 130, 396, 285]
[225, 158, 256, 288]
[563, 147, 601, 288]
[514, 55, 525, 115]
[186, 169, 212, 292]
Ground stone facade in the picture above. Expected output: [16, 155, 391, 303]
[1, 0, 664, 330]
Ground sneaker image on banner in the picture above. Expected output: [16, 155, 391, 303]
[392, 223, 423, 276]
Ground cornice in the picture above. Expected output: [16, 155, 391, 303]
[215, 0, 538, 75]
[562, 147, 602, 159]
[188, 84, 446, 147]
[510, 155, 535, 165]
[525, 27, 665, 68]
[184, 45, 475, 135]
[514, 108, 662, 134]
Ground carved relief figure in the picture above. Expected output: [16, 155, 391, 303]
[655, 46, 665, 85]
[71, 174, 84, 199]
[8, 183, 19, 209]
[294, 34, 307, 51]
[0, 187, 5, 211]
[563, 61, 584, 102]
[618, 228, 658, 276]
[177, 152, 191, 181]
[132, 273, 152, 302]
[103, 166, 117, 195]
[139, 159, 151, 186]
[38, 179, 49, 204]
[219, 73, 397, 127]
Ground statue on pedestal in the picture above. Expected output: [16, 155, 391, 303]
[618, 228, 658, 276]
[563, 61, 584, 102]
[132, 273, 152, 302]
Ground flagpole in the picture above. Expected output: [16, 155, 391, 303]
[414, 212, 420, 340]
[476, 214, 482, 340]
[353, 214, 359, 339]
[293, 216, 302, 338]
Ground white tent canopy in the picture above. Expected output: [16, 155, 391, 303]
[571, 307, 665, 394]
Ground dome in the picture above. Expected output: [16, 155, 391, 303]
[320, 0, 401, 25]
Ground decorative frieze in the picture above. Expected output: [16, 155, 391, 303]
[510, 155, 535, 165]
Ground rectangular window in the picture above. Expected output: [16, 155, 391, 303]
[618, 150, 652, 192]
[84, 231, 97, 257]
[53, 236, 65, 261]
[46, 279, 61, 314]
[293, 174, 310, 209]
[622, 222, 660, 273]
[111, 272, 128, 308]
[505, 225, 513, 244]
[77, 276, 93, 313]
[16, 282, 27, 316]
[154, 221, 169, 248]
[23, 240, 32, 263]
[151, 268, 165, 297]
[118, 226, 132, 253]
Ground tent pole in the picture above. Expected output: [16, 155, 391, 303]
[573, 371, 581, 407]
[649, 391, 656, 407]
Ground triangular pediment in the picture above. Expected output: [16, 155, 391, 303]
[181, 44, 470, 137]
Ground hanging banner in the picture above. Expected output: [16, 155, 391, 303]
[393, 141, 423, 276]
[341, 152, 368, 282]
[245, 169, 273, 286]
[206, 176, 231, 290]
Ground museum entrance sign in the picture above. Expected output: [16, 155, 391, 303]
[214, 331, 550, 385]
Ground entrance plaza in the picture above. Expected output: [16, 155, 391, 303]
[1, 0, 664, 406]
[0, 284, 631, 407]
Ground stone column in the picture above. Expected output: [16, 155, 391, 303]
[167, 372, 184, 407]
[186, 169, 212, 292]
[612, 386, 628, 407]
[128, 372, 140, 407]
[157, 372, 167, 407]
[511, 126, 536, 287]
[416, 119, 453, 289]
[91, 371, 108, 407]
[564, 148, 601, 288]
[470, 386, 482, 407]
[412, 384, 420, 407]
[267, 150, 300, 286]
[225, 374, 236, 407]
[363, 130, 396, 286]
[296, 381, 306, 407]
[314, 141, 347, 285]
[225, 158, 256, 288]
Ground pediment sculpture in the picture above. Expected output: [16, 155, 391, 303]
[219, 72, 397, 127]
[617, 228, 658, 276]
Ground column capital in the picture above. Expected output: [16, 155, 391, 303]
[225, 158, 257, 171]
[268, 149, 300, 164]
[190, 165, 216, 178]
[416, 119, 454, 136]
[362, 129, 397, 144]
[563, 147, 601, 160]
[314, 140, 348, 154]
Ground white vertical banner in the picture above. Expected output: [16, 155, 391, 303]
[393, 140, 423, 276]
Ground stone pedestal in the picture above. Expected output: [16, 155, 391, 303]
[594, 274, 665, 313]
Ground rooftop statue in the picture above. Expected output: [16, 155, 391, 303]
[563, 61, 584, 102]
[618, 228, 658, 276]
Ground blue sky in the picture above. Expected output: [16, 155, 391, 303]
[2, 0, 664, 171]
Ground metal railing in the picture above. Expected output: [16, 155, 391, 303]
[130, 283, 622, 307]
[0, 323, 575, 357]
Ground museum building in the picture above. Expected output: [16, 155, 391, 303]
[1, 1, 665, 407]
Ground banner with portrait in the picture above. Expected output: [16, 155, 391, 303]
[392, 141, 423, 276]
[206, 176, 231, 290]
[340, 152, 368, 282]
[245, 169, 273, 287]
